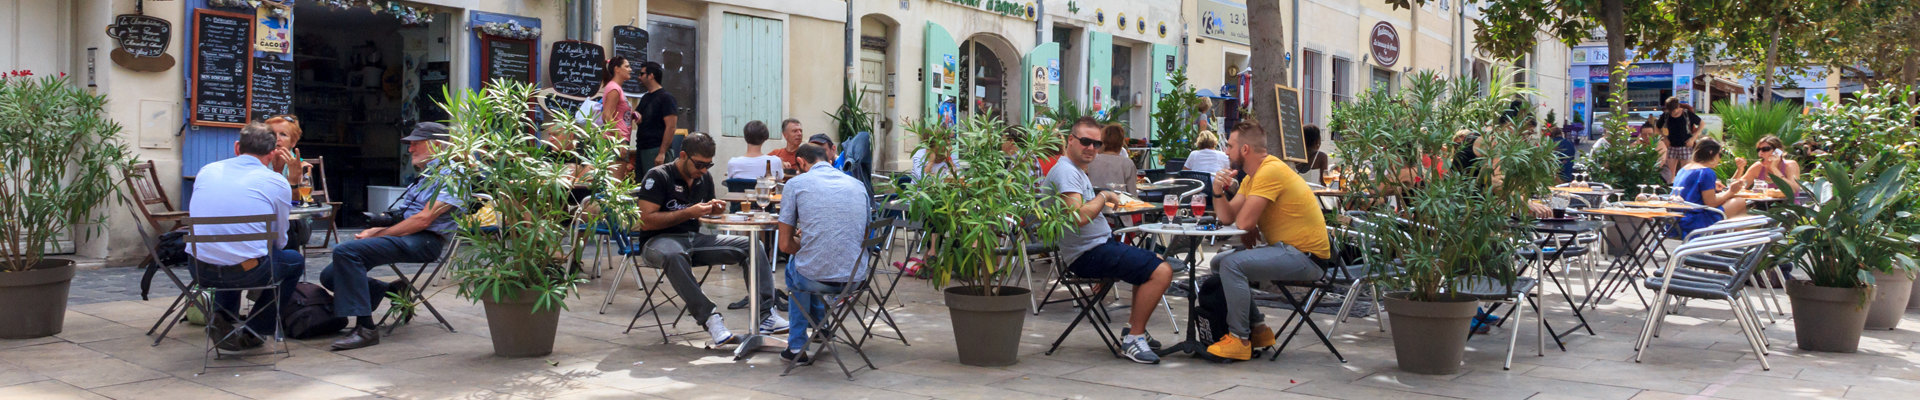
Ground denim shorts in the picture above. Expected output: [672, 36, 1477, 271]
[1068, 240, 1163, 285]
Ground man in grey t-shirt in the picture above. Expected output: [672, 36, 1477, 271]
[1046, 117, 1175, 365]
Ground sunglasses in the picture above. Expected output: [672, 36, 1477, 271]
[1756, 146, 1776, 153]
[688, 159, 714, 170]
[1075, 137, 1104, 149]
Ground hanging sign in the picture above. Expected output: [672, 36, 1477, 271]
[546, 40, 605, 115]
[105, 14, 175, 72]
[254, 2, 292, 53]
[249, 55, 293, 121]
[611, 25, 649, 94]
[480, 35, 536, 88]
[1198, 0, 1249, 45]
[1369, 21, 1401, 67]
[191, 9, 254, 127]
[1031, 65, 1049, 105]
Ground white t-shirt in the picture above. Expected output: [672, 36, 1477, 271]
[1184, 149, 1231, 173]
[910, 148, 952, 180]
[727, 155, 785, 181]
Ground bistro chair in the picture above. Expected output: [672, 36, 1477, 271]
[1635, 230, 1781, 371]
[304, 156, 343, 254]
[781, 218, 893, 380]
[375, 193, 496, 336]
[852, 214, 911, 348]
[1259, 227, 1358, 363]
[124, 160, 189, 233]
[126, 191, 199, 347]
[601, 214, 745, 343]
[180, 214, 291, 374]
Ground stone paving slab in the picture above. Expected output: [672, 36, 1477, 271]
[13, 233, 1920, 399]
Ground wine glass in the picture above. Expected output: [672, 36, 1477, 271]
[1669, 185, 1687, 203]
[1190, 194, 1208, 219]
[757, 187, 775, 220]
[1634, 185, 1650, 202]
[1163, 195, 1179, 222]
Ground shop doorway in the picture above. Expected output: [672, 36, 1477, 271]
[289, 5, 451, 226]
[959, 35, 1017, 123]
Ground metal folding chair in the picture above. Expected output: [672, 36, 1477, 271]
[180, 214, 291, 374]
[1635, 230, 1781, 371]
[852, 215, 911, 348]
[601, 215, 743, 343]
[782, 219, 893, 380]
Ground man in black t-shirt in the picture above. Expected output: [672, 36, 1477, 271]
[634, 133, 782, 348]
[1655, 97, 1703, 182]
[633, 61, 680, 175]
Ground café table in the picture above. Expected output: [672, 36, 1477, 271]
[717, 192, 782, 214]
[1126, 222, 1248, 358]
[699, 213, 785, 360]
[290, 203, 333, 219]
[1521, 218, 1609, 342]
[1567, 207, 1680, 311]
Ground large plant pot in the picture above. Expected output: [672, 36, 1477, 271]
[1908, 273, 1920, 310]
[943, 286, 1031, 367]
[0, 259, 76, 339]
[1786, 281, 1870, 352]
[1382, 292, 1480, 375]
[481, 289, 562, 358]
[1865, 271, 1914, 330]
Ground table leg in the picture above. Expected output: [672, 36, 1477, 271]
[735, 228, 785, 360]
[1154, 233, 1208, 358]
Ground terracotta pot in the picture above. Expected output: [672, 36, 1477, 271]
[481, 289, 562, 358]
[944, 286, 1031, 367]
[1382, 292, 1480, 375]
[0, 259, 76, 339]
[1865, 270, 1914, 330]
[1786, 281, 1870, 353]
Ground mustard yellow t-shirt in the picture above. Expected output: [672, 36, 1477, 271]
[1236, 155, 1330, 259]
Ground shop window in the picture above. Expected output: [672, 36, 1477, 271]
[1112, 44, 1133, 119]
[1331, 57, 1352, 105]
[651, 15, 700, 133]
[1302, 50, 1322, 125]
[1371, 67, 1394, 94]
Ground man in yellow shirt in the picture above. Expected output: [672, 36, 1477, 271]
[1203, 120, 1332, 360]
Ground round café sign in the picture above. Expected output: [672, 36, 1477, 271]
[1369, 21, 1400, 67]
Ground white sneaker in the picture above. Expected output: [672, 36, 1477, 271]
[760, 312, 791, 334]
[705, 314, 740, 347]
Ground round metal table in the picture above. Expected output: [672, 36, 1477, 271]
[1133, 222, 1246, 358]
[290, 204, 333, 219]
[699, 214, 784, 360]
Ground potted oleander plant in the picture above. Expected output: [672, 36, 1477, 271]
[1150, 69, 1201, 172]
[0, 73, 134, 339]
[1331, 67, 1559, 375]
[432, 80, 640, 357]
[1788, 85, 1920, 333]
[900, 115, 1076, 366]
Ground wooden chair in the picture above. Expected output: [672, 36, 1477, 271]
[124, 160, 188, 233]
[304, 156, 342, 254]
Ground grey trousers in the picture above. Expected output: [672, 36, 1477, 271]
[642, 233, 773, 323]
[1210, 243, 1324, 338]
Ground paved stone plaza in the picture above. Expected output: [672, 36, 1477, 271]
[10, 234, 1920, 400]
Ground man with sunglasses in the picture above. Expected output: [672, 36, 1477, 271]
[1047, 116, 1175, 364]
[636, 133, 785, 347]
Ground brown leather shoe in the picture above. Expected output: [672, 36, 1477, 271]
[330, 326, 380, 351]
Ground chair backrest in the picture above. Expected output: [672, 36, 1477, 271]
[307, 156, 332, 203]
[123, 160, 180, 230]
[723, 178, 757, 193]
[1684, 216, 1772, 241]
[181, 214, 282, 269]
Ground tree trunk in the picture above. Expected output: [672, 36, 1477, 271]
[1901, 30, 1920, 89]
[1760, 21, 1780, 103]
[1249, 0, 1287, 159]
[1603, 0, 1628, 97]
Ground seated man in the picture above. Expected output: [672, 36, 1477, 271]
[1049, 116, 1175, 364]
[321, 123, 465, 350]
[187, 122, 307, 351]
[776, 143, 871, 364]
[1206, 120, 1332, 361]
[637, 133, 785, 347]
[726, 120, 783, 181]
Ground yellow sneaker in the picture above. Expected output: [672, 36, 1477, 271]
[1250, 324, 1276, 349]
[1206, 333, 1252, 361]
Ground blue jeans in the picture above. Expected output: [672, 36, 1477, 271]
[785, 269, 846, 352]
[320, 232, 445, 317]
[191, 249, 305, 334]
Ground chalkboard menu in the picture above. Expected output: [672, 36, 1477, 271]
[481, 35, 536, 88]
[1272, 84, 1307, 163]
[548, 40, 605, 97]
[250, 55, 293, 121]
[611, 25, 649, 94]
[191, 9, 254, 127]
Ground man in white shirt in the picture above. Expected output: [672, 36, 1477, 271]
[725, 120, 784, 181]
[186, 122, 306, 351]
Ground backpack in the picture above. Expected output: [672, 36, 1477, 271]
[282, 282, 349, 339]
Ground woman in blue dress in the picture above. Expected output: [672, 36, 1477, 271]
[1672, 139, 1752, 238]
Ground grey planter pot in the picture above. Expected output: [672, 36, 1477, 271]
[1382, 292, 1480, 375]
[1787, 281, 1870, 353]
[1908, 273, 1920, 310]
[1865, 270, 1914, 330]
[0, 259, 76, 339]
[481, 289, 562, 358]
[944, 286, 1032, 367]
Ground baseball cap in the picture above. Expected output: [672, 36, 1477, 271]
[807, 133, 834, 146]
[402, 122, 450, 142]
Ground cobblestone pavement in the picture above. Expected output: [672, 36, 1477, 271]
[11, 233, 1920, 400]
[65, 229, 417, 307]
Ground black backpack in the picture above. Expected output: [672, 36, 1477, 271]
[282, 282, 349, 339]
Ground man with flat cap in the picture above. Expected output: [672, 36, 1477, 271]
[321, 122, 466, 350]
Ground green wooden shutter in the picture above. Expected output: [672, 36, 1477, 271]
[720, 14, 783, 136]
[1022, 42, 1060, 125]
[1085, 32, 1113, 120]
[923, 22, 958, 125]
[755, 17, 784, 134]
[1148, 43, 1179, 139]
